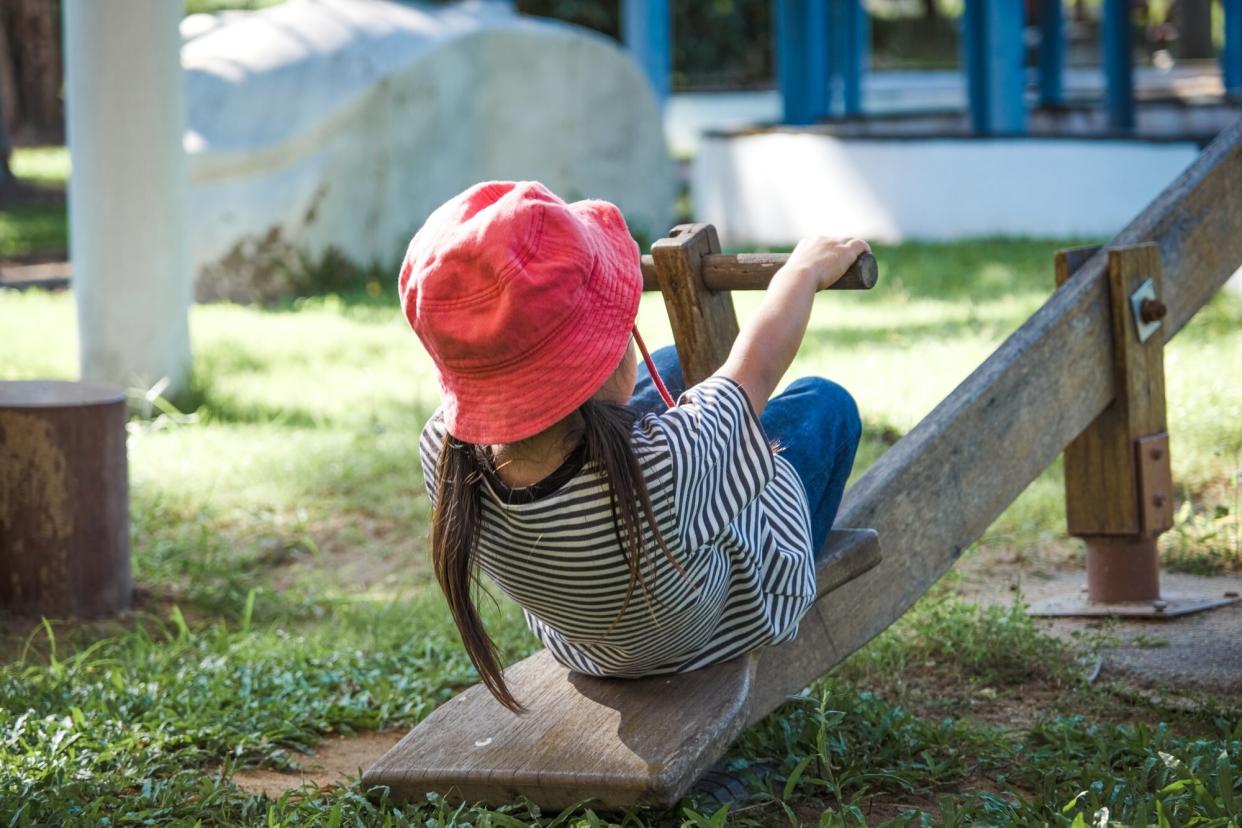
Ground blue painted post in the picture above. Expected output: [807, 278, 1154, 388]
[621, 0, 671, 102]
[1039, 0, 1065, 106]
[1101, 0, 1135, 130]
[807, 0, 832, 120]
[830, 0, 868, 117]
[987, 0, 1027, 132]
[962, 0, 989, 132]
[1224, 0, 1242, 99]
[775, 0, 831, 124]
[962, 0, 1026, 134]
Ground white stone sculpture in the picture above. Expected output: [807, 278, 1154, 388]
[183, 0, 674, 300]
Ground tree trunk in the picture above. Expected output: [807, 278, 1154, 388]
[0, 0, 63, 145]
[1176, 0, 1214, 59]
[922, 0, 939, 21]
[0, 85, 13, 193]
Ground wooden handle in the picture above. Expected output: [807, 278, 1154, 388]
[640, 252, 877, 292]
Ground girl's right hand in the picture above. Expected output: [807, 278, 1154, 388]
[786, 236, 872, 291]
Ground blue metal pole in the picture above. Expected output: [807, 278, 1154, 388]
[987, 0, 1027, 131]
[856, 0, 871, 115]
[963, 0, 990, 133]
[1039, 0, 1065, 106]
[963, 0, 1026, 134]
[1225, 0, 1242, 99]
[830, 0, 867, 117]
[621, 0, 671, 102]
[807, 0, 832, 120]
[1101, 0, 1135, 130]
[775, 0, 806, 124]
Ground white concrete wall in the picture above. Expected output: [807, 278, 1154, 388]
[182, 0, 674, 296]
[693, 132, 1200, 244]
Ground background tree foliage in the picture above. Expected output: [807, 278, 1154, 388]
[0, 0, 62, 192]
[518, 0, 776, 89]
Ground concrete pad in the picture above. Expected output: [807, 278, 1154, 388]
[963, 562, 1242, 697]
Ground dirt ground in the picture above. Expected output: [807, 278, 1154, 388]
[228, 730, 407, 798]
[957, 543, 1242, 697]
[220, 541, 1241, 804]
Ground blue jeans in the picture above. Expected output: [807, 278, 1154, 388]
[629, 346, 861, 561]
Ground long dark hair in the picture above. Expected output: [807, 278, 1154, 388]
[431, 399, 679, 713]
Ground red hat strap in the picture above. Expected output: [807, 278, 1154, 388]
[633, 327, 676, 409]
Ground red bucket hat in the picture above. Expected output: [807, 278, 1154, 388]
[399, 181, 645, 445]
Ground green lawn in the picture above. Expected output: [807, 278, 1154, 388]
[1, 240, 1239, 826]
[8, 146, 70, 187]
[1, 146, 69, 259]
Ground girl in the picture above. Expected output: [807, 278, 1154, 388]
[401, 181, 866, 713]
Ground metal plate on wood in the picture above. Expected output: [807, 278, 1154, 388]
[1027, 592, 1240, 618]
[1135, 432, 1174, 534]
[1129, 278, 1162, 343]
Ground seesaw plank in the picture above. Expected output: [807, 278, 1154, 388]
[366, 117, 1242, 810]
[362, 529, 881, 808]
[746, 115, 1242, 725]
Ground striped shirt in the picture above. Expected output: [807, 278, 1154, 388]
[419, 376, 816, 677]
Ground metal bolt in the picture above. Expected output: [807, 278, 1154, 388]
[1150, 448, 1163, 461]
[1153, 494, 1166, 508]
[1140, 298, 1168, 323]
[1152, 599, 1169, 613]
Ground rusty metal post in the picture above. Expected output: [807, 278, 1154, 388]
[0, 381, 132, 617]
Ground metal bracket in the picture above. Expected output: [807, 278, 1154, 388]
[1028, 592, 1241, 619]
[1135, 432, 1174, 534]
[1129, 278, 1163, 343]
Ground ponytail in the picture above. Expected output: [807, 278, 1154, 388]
[430, 400, 680, 713]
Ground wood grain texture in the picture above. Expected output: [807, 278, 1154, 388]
[1062, 245, 1167, 537]
[366, 117, 1242, 810]
[362, 531, 880, 808]
[364, 649, 757, 808]
[650, 224, 740, 387]
[1054, 246, 1103, 288]
[0, 380, 131, 617]
[756, 117, 1242, 728]
[815, 528, 881, 599]
[640, 252, 878, 292]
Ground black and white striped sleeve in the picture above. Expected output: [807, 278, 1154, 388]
[650, 376, 777, 550]
[418, 410, 448, 509]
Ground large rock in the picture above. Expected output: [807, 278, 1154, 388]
[183, 0, 674, 301]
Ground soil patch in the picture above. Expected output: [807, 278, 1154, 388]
[952, 546, 1242, 700]
[229, 730, 406, 798]
[264, 512, 431, 598]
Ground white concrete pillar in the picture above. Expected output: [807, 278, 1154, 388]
[64, 0, 192, 397]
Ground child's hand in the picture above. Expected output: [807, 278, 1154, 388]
[786, 236, 872, 291]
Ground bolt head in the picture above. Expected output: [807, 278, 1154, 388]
[1140, 298, 1168, 323]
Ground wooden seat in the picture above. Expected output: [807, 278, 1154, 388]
[365, 121, 1242, 809]
[362, 529, 880, 808]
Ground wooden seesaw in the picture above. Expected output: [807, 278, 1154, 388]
[364, 116, 1242, 809]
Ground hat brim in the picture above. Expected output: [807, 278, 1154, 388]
[440, 200, 644, 445]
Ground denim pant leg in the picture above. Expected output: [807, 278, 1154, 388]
[759, 378, 862, 561]
[629, 347, 861, 561]
[628, 344, 686, 417]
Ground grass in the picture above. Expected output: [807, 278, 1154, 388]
[1, 239, 1240, 825]
[8, 146, 70, 187]
[1, 146, 70, 259]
